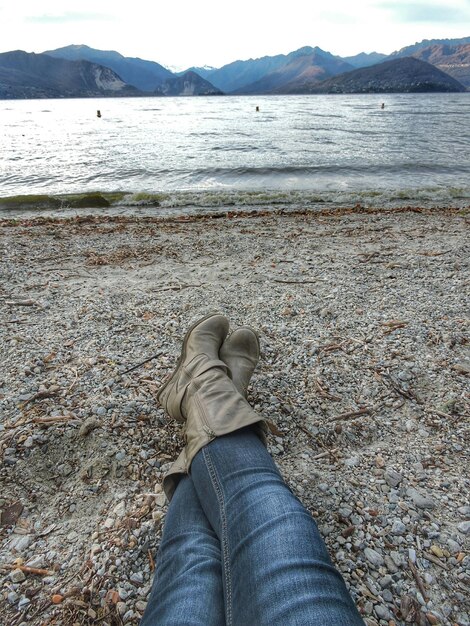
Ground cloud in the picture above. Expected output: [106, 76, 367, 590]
[25, 12, 113, 24]
[380, 1, 470, 23]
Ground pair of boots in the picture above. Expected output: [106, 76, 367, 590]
[157, 314, 269, 500]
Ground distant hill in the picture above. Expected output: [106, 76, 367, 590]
[178, 66, 217, 80]
[44, 44, 173, 92]
[235, 47, 354, 94]
[343, 52, 387, 68]
[0, 50, 139, 99]
[389, 37, 470, 59]
[203, 51, 291, 93]
[154, 71, 223, 96]
[307, 57, 466, 94]
[403, 44, 470, 88]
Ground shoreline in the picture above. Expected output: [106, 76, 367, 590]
[1, 203, 469, 228]
[1, 208, 469, 625]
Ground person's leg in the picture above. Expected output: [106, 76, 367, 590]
[191, 427, 365, 626]
[141, 475, 225, 626]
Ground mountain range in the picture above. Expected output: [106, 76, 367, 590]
[0, 36, 469, 99]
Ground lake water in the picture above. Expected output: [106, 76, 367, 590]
[1, 93, 469, 216]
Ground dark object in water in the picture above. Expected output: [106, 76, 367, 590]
[97, 110, 102, 118]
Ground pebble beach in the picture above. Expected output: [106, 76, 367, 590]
[1, 206, 469, 625]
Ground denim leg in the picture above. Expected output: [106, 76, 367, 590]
[141, 475, 225, 626]
[190, 428, 365, 626]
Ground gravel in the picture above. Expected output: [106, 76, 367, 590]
[1, 207, 469, 625]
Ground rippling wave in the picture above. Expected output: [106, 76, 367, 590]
[1, 186, 469, 218]
[1, 93, 469, 216]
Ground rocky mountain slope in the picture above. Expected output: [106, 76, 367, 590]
[44, 45, 173, 92]
[389, 36, 470, 59]
[307, 57, 466, 94]
[200, 50, 295, 93]
[343, 51, 387, 68]
[154, 71, 223, 96]
[234, 48, 353, 94]
[407, 44, 470, 88]
[0, 51, 139, 99]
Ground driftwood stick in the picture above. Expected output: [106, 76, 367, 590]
[273, 279, 318, 284]
[120, 351, 163, 376]
[33, 415, 76, 425]
[5, 299, 39, 307]
[3, 565, 53, 576]
[311, 448, 339, 460]
[408, 559, 428, 601]
[423, 551, 448, 570]
[22, 390, 57, 406]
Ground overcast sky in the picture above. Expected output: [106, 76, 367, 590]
[1, 0, 469, 69]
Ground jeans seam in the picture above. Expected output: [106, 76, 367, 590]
[203, 447, 233, 626]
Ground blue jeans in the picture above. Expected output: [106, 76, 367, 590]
[142, 428, 364, 625]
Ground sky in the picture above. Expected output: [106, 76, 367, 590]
[1, 0, 469, 69]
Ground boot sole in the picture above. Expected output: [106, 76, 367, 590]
[156, 312, 227, 421]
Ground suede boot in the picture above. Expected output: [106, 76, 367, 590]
[159, 317, 265, 500]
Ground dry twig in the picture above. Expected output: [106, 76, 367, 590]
[408, 559, 428, 601]
[330, 407, 373, 422]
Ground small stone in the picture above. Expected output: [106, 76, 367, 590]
[8, 534, 33, 551]
[135, 600, 148, 613]
[130, 571, 144, 584]
[364, 547, 384, 568]
[457, 521, 470, 535]
[10, 568, 26, 583]
[447, 539, 461, 553]
[26, 556, 45, 569]
[116, 601, 127, 616]
[406, 488, 436, 510]
[18, 597, 31, 610]
[104, 517, 115, 529]
[405, 419, 416, 432]
[390, 550, 404, 568]
[379, 575, 393, 589]
[375, 604, 393, 620]
[113, 501, 127, 517]
[382, 589, 393, 603]
[384, 469, 403, 488]
[384, 556, 398, 573]
[155, 493, 167, 508]
[430, 545, 444, 558]
[375, 454, 385, 468]
[391, 520, 406, 536]
[7, 591, 19, 604]
[118, 587, 128, 600]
